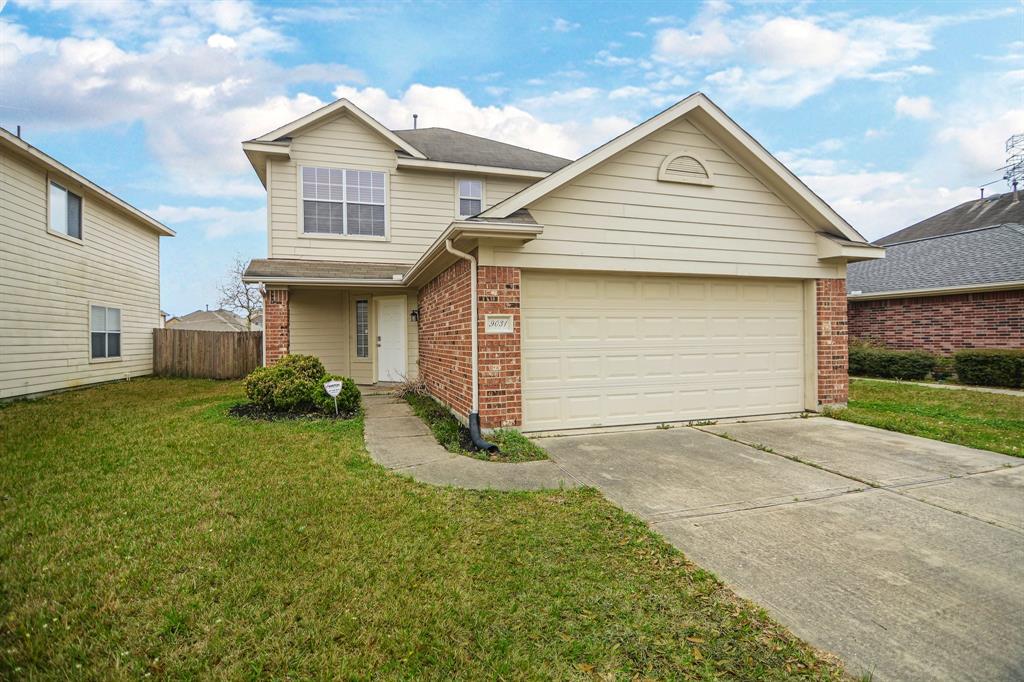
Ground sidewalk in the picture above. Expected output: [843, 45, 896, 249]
[361, 392, 581, 491]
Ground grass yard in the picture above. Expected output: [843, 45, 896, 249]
[0, 378, 845, 680]
[828, 379, 1024, 457]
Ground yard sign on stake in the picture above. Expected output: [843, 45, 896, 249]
[324, 380, 343, 416]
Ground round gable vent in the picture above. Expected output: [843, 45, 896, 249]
[658, 149, 714, 186]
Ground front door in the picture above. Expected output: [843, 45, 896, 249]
[376, 296, 406, 382]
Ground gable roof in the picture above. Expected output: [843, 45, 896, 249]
[0, 127, 175, 237]
[847, 224, 1024, 297]
[478, 92, 868, 244]
[250, 98, 426, 159]
[875, 191, 1024, 245]
[166, 309, 251, 332]
[392, 128, 571, 173]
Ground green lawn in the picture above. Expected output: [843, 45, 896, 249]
[0, 379, 844, 680]
[828, 379, 1024, 457]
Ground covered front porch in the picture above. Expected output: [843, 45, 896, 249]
[244, 259, 419, 385]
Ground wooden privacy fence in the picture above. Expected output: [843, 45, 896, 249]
[153, 329, 262, 379]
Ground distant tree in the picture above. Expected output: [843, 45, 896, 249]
[217, 256, 262, 330]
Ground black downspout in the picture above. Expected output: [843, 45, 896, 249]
[469, 412, 498, 452]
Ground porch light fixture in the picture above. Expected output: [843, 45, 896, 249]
[410, 308, 420, 323]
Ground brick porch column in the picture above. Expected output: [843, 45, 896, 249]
[263, 288, 289, 365]
[477, 266, 522, 428]
[816, 278, 848, 406]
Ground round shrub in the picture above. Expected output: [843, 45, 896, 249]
[313, 374, 361, 415]
[275, 354, 326, 384]
[242, 354, 359, 416]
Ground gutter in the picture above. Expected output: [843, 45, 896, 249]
[848, 280, 1024, 301]
[443, 239, 498, 453]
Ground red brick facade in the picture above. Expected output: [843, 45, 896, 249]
[417, 259, 523, 428]
[849, 289, 1024, 355]
[816, 278, 849, 406]
[263, 288, 290, 365]
[477, 267, 522, 428]
[417, 259, 474, 418]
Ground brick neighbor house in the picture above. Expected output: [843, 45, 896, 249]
[847, 192, 1024, 355]
[240, 92, 883, 433]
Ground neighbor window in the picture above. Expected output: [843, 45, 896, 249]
[49, 181, 82, 239]
[457, 179, 482, 218]
[301, 166, 386, 237]
[356, 300, 369, 358]
[90, 305, 121, 359]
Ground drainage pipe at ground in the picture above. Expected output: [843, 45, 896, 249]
[444, 239, 498, 453]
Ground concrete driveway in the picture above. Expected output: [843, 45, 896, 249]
[541, 418, 1024, 682]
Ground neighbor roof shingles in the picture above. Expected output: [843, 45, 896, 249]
[392, 128, 572, 173]
[876, 192, 1024, 245]
[847, 224, 1024, 295]
[244, 259, 410, 281]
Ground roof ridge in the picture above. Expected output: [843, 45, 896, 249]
[878, 223, 1016, 246]
[392, 127, 571, 161]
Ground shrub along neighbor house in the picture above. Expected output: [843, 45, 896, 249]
[241, 93, 883, 433]
[0, 127, 175, 400]
[847, 192, 1024, 355]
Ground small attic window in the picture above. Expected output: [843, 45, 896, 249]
[658, 149, 713, 186]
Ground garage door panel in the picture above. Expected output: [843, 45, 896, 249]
[522, 272, 806, 431]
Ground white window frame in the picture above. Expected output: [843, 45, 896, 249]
[296, 164, 390, 241]
[46, 174, 84, 244]
[89, 303, 123, 363]
[355, 299, 370, 359]
[455, 178, 485, 219]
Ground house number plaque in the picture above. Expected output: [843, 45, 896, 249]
[484, 314, 514, 334]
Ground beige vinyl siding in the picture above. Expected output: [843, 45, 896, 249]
[287, 287, 418, 384]
[487, 116, 842, 280]
[289, 289, 350, 376]
[0, 148, 160, 399]
[267, 113, 534, 263]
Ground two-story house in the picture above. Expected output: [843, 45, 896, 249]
[0, 127, 175, 399]
[241, 93, 882, 433]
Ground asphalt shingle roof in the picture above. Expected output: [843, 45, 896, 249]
[876, 191, 1024, 245]
[847, 224, 1024, 295]
[166, 309, 251, 332]
[244, 259, 409, 281]
[392, 128, 572, 173]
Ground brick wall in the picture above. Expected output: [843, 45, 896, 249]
[263, 288, 289, 365]
[477, 266, 522, 428]
[816, 278, 848, 406]
[417, 259, 473, 418]
[849, 289, 1024, 355]
[417, 260, 523, 428]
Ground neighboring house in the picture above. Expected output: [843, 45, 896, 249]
[0, 127, 175, 399]
[165, 308, 259, 332]
[848, 192, 1024, 355]
[241, 93, 882, 433]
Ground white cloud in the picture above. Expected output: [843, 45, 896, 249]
[895, 95, 935, 119]
[653, 1, 733, 63]
[330, 84, 632, 159]
[148, 204, 266, 239]
[551, 17, 580, 33]
[207, 33, 238, 50]
[609, 85, 650, 100]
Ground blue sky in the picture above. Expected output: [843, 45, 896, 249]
[1, 0, 1021, 315]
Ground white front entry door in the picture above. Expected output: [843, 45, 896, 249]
[376, 296, 406, 382]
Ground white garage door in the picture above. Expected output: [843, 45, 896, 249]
[521, 272, 806, 431]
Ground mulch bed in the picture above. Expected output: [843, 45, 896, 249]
[228, 403, 358, 421]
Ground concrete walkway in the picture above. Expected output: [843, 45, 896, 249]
[855, 376, 1024, 397]
[361, 392, 581, 491]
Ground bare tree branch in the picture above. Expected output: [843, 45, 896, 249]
[217, 256, 263, 331]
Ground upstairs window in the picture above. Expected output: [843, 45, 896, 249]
[90, 305, 121, 359]
[301, 166, 386, 237]
[457, 179, 483, 218]
[49, 181, 82, 239]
